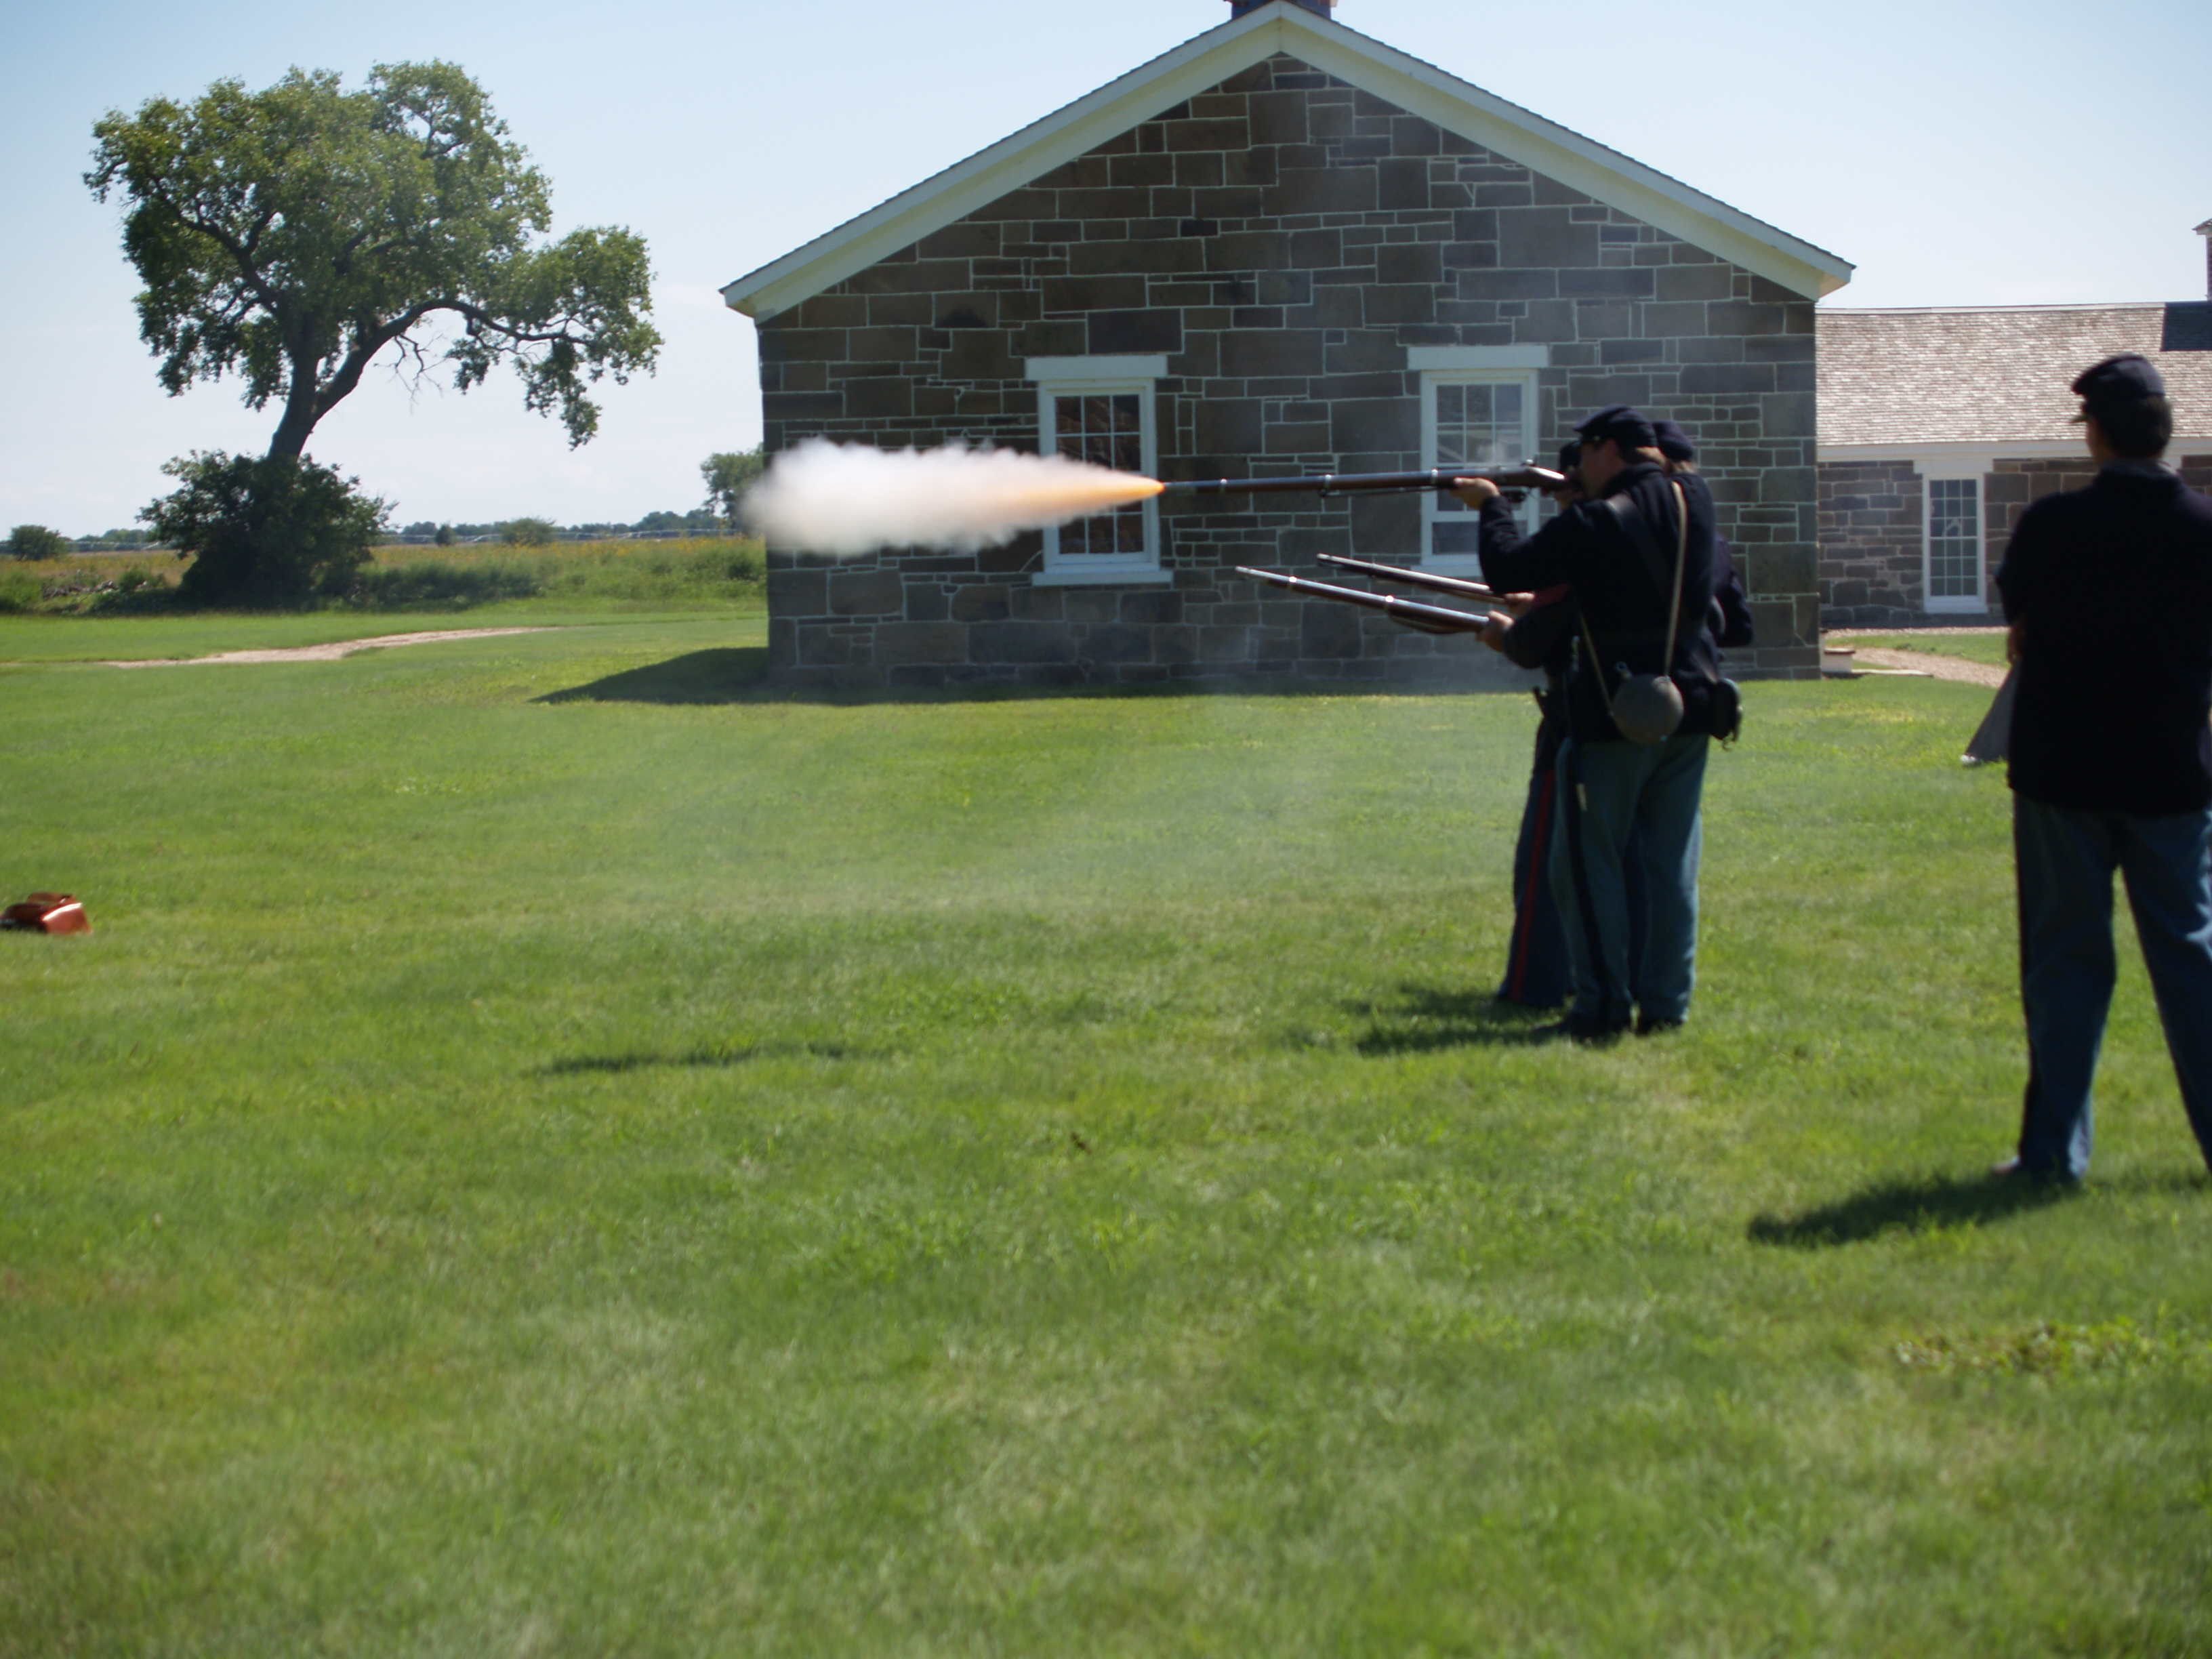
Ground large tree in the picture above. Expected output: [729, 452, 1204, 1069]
[701, 447, 766, 529]
[87, 61, 660, 461]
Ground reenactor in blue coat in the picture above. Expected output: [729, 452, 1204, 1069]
[1460, 405, 1722, 1040]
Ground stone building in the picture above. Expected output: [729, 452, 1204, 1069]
[722, 0, 1851, 689]
[1817, 237, 2212, 629]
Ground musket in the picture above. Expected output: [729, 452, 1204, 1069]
[1237, 566, 1490, 636]
[1317, 552, 1497, 602]
[1164, 464, 1565, 500]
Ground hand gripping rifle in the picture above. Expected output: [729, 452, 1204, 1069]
[1162, 463, 1565, 501]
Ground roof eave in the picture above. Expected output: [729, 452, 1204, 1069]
[722, 8, 1283, 320]
[721, 1, 1851, 320]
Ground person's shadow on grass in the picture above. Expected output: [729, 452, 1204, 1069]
[536, 647, 767, 705]
[1746, 1171, 2077, 1247]
[1347, 984, 1563, 1054]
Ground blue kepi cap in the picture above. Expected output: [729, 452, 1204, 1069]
[1574, 404, 1658, 451]
[2070, 354, 2166, 422]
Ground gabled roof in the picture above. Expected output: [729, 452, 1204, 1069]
[1818, 304, 2212, 449]
[721, 0, 1851, 321]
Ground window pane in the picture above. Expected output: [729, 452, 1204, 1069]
[1430, 377, 1525, 557]
[1929, 478, 1980, 600]
[1053, 390, 1148, 558]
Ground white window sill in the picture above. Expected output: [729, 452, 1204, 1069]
[1924, 596, 1990, 614]
[1032, 566, 1174, 587]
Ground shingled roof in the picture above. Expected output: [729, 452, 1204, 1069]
[1818, 303, 2212, 448]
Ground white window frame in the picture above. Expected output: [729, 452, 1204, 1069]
[1025, 354, 1171, 586]
[1919, 464, 1987, 614]
[1411, 347, 1547, 574]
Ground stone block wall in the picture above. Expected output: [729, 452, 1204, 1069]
[757, 52, 1823, 689]
[1816, 460, 1921, 626]
[1818, 451, 2212, 630]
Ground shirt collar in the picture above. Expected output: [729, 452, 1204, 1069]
[1599, 459, 1664, 499]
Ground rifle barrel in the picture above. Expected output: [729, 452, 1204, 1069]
[1236, 567, 1489, 635]
[1164, 464, 1563, 499]
[1317, 553, 1496, 602]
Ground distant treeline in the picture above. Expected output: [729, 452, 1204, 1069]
[41, 529, 167, 553]
[384, 508, 735, 546]
[22, 510, 737, 555]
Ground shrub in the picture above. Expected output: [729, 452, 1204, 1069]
[0, 567, 40, 612]
[7, 525, 68, 561]
[348, 558, 543, 609]
[500, 517, 558, 546]
[143, 451, 388, 606]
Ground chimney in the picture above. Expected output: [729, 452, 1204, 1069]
[1231, 0, 1335, 17]
[2198, 218, 2212, 301]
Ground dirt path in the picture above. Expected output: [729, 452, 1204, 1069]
[100, 627, 555, 668]
[1839, 647, 2008, 688]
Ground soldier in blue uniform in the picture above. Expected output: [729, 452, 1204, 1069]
[1460, 405, 1721, 1040]
[1488, 443, 1586, 1008]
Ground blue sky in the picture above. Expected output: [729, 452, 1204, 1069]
[4, 0, 2207, 534]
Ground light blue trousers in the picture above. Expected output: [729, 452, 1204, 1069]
[2013, 794, 2212, 1179]
[1551, 733, 1708, 1027]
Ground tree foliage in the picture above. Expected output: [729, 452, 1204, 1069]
[7, 526, 69, 561]
[87, 62, 661, 460]
[701, 447, 766, 527]
[144, 451, 388, 605]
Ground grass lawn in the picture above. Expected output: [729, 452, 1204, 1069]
[1829, 631, 2011, 670]
[3, 610, 2209, 1656]
[1, 536, 767, 657]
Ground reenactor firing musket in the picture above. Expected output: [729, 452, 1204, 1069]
[1235, 567, 1490, 636]
[1162, 463, 1565, 501]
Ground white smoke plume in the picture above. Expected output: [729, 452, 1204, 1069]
[742, 439, 1164, 556]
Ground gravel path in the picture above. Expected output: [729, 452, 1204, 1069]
[1839, 647, 2009, 688]
[100, 627, 554, 667]
[1824, 628, 2009, 689]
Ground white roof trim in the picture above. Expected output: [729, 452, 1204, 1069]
[1820, 440, 2087, 463]
[1820, 302, 2170, 316]
[1822, 438, 2212, 466]
[721, 1, 1851, 321]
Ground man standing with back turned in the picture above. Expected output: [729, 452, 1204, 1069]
[1996, 354, 2212, 1181]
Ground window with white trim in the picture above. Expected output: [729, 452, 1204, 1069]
[1417, 364, 1540, 569]
[1924, 472, 1986, 611]
[1025, 354, 1169, 585]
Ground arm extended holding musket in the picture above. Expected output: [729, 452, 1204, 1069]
[1237, 567, 1490, 636]
[1166, 463, 1565, 500]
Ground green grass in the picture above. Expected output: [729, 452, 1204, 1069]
[3, 617, 2208, 1657]
[1832, 630, 2011, 670]
[0, 535, 766, 629]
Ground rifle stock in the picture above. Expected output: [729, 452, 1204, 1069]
[1236, 566, 1490, 636]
